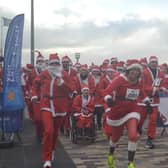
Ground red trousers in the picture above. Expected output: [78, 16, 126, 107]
[25, 98, 34, 120]
[33, 102, 43, 139]
[42, 111, 65, 161]
[138, 106, 158, 139]
[76, 116, 93, 128]
[110, 118, 139, 143]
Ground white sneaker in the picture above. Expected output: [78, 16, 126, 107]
[52, 151, 55, 161]
[43, 160, 51, 168]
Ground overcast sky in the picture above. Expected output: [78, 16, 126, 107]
[1, 0, 168, 65]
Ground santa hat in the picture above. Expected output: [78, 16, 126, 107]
[111, 57, 118, 63]
[101, 64, 107, 72]
[160, 63, 168, 70]
[36, 52, 44, 63]
[126, 59, 142, 71]
[48, 53, 60, 64]
[116, 61, 125, 70]
[62, 55, 71, 62]
[149, 56, 158, 63]
[25, 64, 34, 71]
[102, 59, 109, 65]
[106, 65, 115, 72]
[140, 57, 147, 65]
[81, 84, 89, 92]
[80, 64, 88, 71]
[91, 65, 100, 72]
[74, 62, 81, 68]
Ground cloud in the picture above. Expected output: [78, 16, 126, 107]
[1, 1, 168, 65]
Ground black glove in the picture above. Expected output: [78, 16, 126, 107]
[145, 102, 153, 113]
[106, 98, 115, 107]
[72, 91, 78, 98]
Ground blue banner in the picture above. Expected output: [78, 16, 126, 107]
[0, 14, 25, 132]
[2, 14, 25, 111]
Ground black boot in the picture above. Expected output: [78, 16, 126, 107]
[145, 137, 155, 149]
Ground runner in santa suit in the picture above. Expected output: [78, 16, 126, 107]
[31, 52, 46, 142]
[110, 57, 118, 70]
[74, 62, 81, 74]
[32, 53, 74, 168]
[61, 55, 77, 136]
[98, 65, 119, 135]
[89, 65, 104, 130]
[138, 56, 168, 149]
[21, 64, 34, 120]
[74, 64, 95, 95]
[103, 62, 149, 168]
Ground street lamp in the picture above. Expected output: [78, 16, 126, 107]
[75, 52, 80, 63]
[31, 0, 34, 65]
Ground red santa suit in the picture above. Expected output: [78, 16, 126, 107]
[31, 54, 46, 141]
[103, 72, 147, 143]
[22, 64, 34, 119]
[138, 56, 167, 139]
[90, 65, 104, 129]
[74, 64, 95, 95]
[72, 87, 95, 128]
[98, 66, 119, 133]
[61, 56, 77, 133]
[32, 54, 74, 164]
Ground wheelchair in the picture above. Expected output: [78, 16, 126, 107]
[70, 112, 96, 144]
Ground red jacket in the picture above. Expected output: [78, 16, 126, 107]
[103, 74, 146, 120]
[32, 70, 74, 117]
[142, 67, 167, 106]
[72, 95, 95, 114]
[74, 74, 95, 95]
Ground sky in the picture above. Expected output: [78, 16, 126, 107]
[1, 0, 168, 66]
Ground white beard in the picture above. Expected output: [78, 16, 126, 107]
[48, 65, 62, 77]
[36, 63, 46, 71]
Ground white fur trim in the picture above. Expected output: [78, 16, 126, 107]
[81, 87, 89, 92]
[105, 108, 111, 113]
[137, 103, 159, 107]
[152, 87, 158, 96]
[41, 108, 67, 117]
[49, 59, 60, 64]
[31, 96, 38, 102]
[106, 112, 140, 126]
[95, 104, 103, 107]
[57, 78, 64, 86]
[104, 95, 112, 102]
[43, 161, 51, 167]
[92, 68, 100, 72]
[127, 63, 142, 71]
[128, 141, 137, 151]
[62, 58, 70, 62]
[109, 139, 116, 147]
[106, 68, 115, 72]
[149, 58, 158, 62]
[73, 113, 93, 117]
[142, 97, 151, 103]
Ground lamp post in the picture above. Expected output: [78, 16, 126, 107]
[31, 0, 34, 65]
[75, 52, 80, 63]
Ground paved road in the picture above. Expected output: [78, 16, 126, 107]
[0, 119, 168, 168]
[0, 119, 76, 168]
[60, 126, 168, 168]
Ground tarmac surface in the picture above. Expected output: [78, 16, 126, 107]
[0, 119, 76, 168]
[0, 118, 168, 168]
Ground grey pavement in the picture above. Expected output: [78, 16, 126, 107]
[0, 119, 76, 168]
[0, 118, 168, 168]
